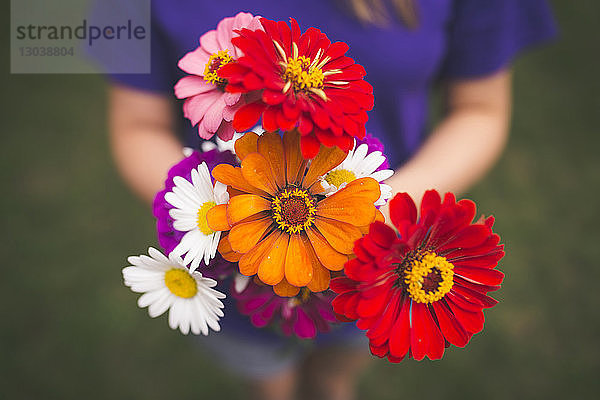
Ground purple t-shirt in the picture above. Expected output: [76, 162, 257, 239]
[111, 0, 556, 168]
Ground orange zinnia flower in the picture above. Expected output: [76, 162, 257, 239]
[206, 130, 381, 296]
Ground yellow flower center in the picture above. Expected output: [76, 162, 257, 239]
[203, 50, 233, 88]
[164, 268, 198, 298]
[403, 252, 454, 304]
[325, 169, 356, 188]
[284, 55, 325, 92]
[271, 187, 316, 234]
[197, 201, 217, 235]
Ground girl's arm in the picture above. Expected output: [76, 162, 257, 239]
[382, 68, 512, 216]
[109, 85, 184, 204]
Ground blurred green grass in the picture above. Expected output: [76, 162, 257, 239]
[1, 1, 599, 399]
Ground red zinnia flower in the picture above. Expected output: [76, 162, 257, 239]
[218, 18, 374, 158]
[331, 190, 505, 362]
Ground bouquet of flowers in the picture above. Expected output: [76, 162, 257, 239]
[122, 12, 505, 362]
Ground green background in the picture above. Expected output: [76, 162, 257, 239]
[2, 2, 598, 398]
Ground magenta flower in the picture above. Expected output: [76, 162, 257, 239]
[153, 148, 238, 279]
[356, 133, 390, 171]
[174, 12, 262, 141]
[231, 276, 338, 339]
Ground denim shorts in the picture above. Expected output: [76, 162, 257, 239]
[197, 296, 368, 380]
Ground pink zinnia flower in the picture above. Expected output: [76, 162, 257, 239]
[232, 276, 337, 339]
[175, 12, 262, 141]
[219, 17, 374, 158]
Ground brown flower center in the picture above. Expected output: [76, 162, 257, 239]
[271, 187, 316, 234]
[395, 251, 454, 304]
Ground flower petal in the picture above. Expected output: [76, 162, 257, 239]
[215, 121, 235, 141]
[451, 250, 505, 269]
[233, 102, 266, 132]
[178, 47, 210, 75]
[283, 129, 307, 185]
[241, 152, 279, 195]
[300, 135, 321, 159]
[238, 231, 279, 276]
[314, 217, 363, 254]
[316, 197, 376, 226]
[295, 308, 317, 339]
[174, 76, 215, 98]
[357, 284, 392, 318]
[368, 221, 397, 248]
[432, 301, 469, 347]
[215, 14, 234, 50]
[388, 295, 411, 359]
[370, 342, 389, 358]
[305, 227, 348, 271]
[389, 192, 417, 230]
[437, 224, 491, 253]
[420, 189, 441, 227]
[217, 236, 241, 262]
[228, 215, 273, 253]
[422, 305, 445, 360]
[257, 231, 289, 285]
[273, 278, 301, 297]
[366, 290, 402, 344]
[445, 297, 485, 334]
[223, 92, 241, 107]
[200, 29, 220, 55]
[410, 302, 430, 361]
[227, 194, 271, 225]
[333, 177, 381, 202]
[212, 164, 269, 196]
[303, 144, 348, 189]
[284, 234, 313, 287]
[183, 91, 219, 126]
[451, 285, 498, 308]
[316, 178, 380, 226]
[234, 131, 259, 160]
[304, 240, 331, 292]
[207, 204, 230, 231]
[454, 265, 505, 286]
[257, 131, 285, 188]
[201, 97, 226, 133]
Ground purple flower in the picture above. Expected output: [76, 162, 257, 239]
[231, 277, 337, 339]
[153, 148, 238, 279]
[355, 133, 390, 171]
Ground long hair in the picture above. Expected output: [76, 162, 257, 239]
[345, 0, 419, 28]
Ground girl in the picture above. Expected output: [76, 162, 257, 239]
[107, 1, 555, 399]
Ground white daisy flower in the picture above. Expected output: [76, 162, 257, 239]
[182, 147, 195, 157]
[165, 162, 229, 271]
[233, 273, 251, 294]
[320, 142, 394, 206]
[201, 133, 242, 153]
[123, 247, 226, 335]
[201, 125, 264, 153]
